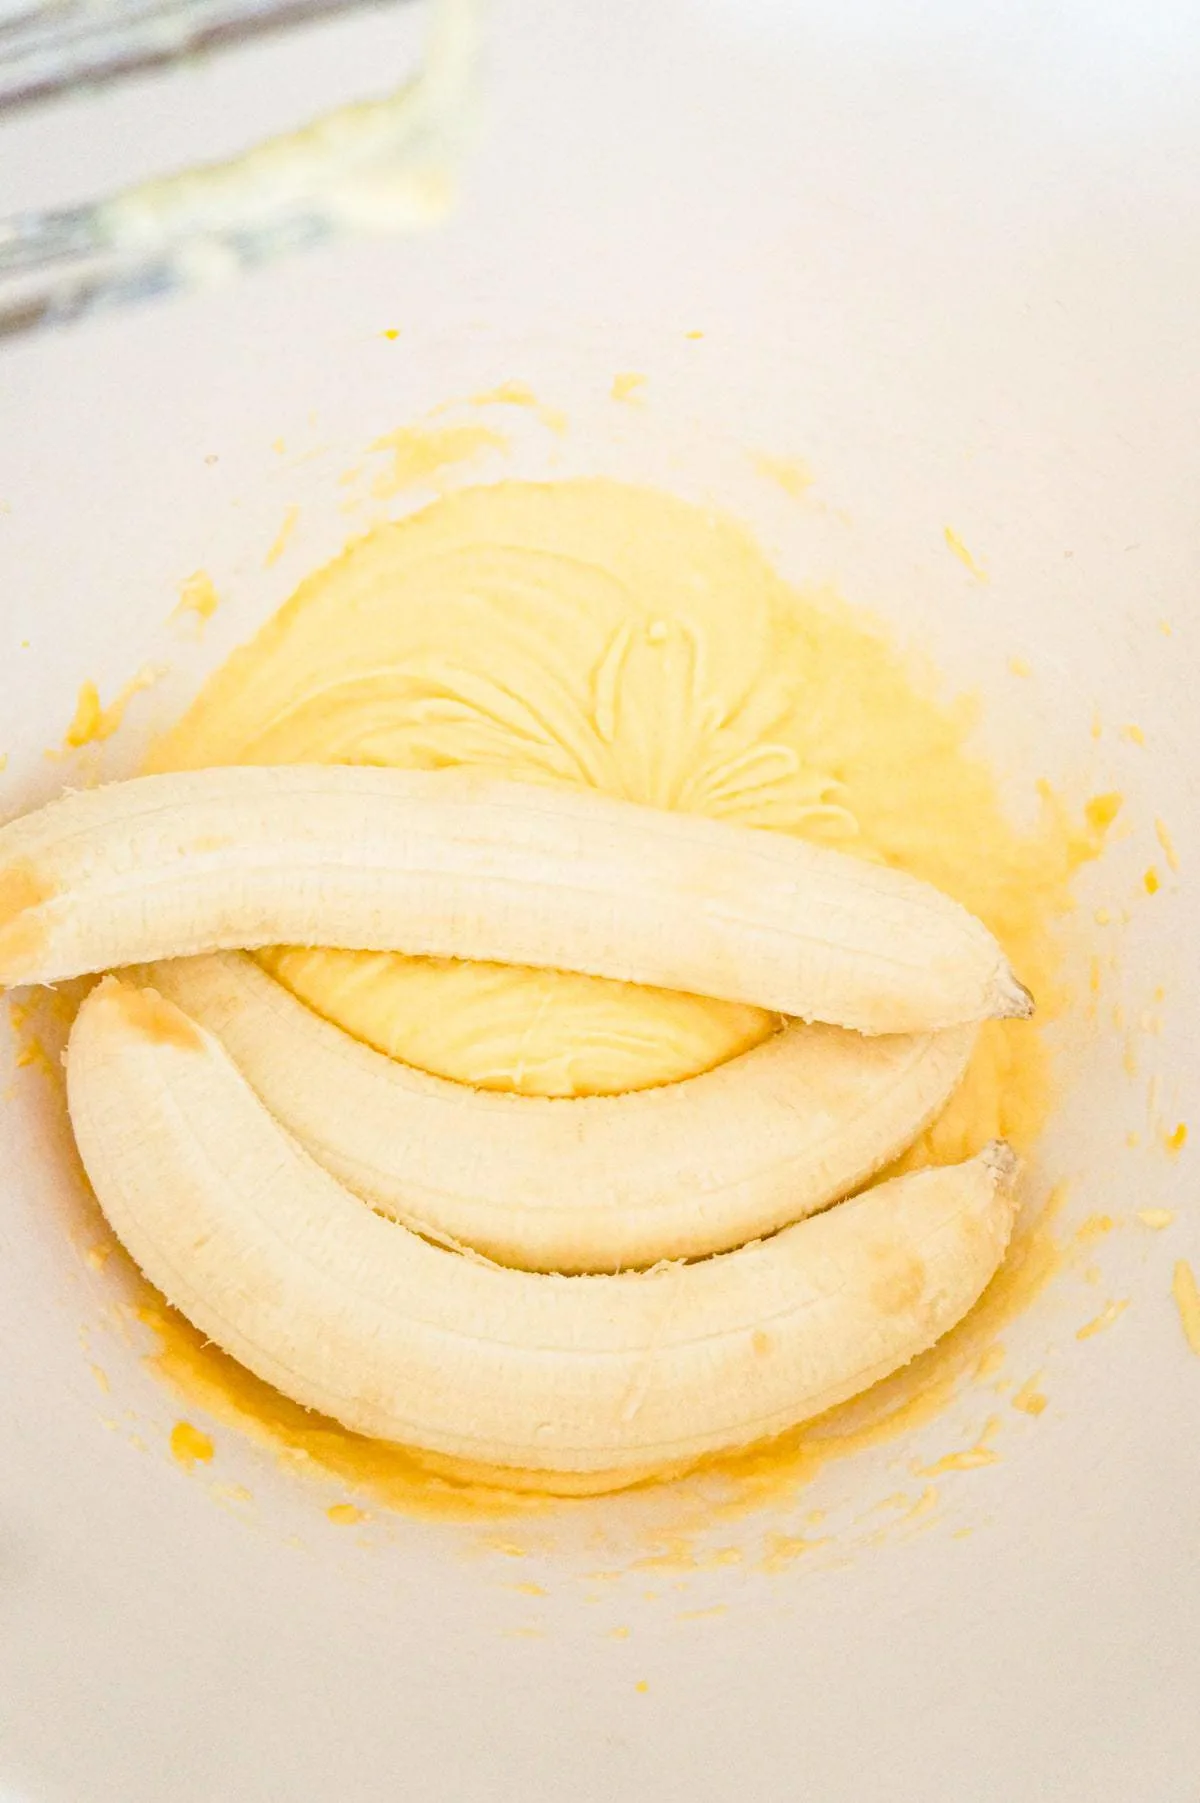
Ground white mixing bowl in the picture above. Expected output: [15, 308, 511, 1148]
[1, 4, 1197, 1798]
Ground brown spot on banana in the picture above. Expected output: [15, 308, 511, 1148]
[99, 978, 206, 1053]
[866, 1245, 928, 1316]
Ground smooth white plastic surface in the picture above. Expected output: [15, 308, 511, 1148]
[1, 4, 1197, 1799]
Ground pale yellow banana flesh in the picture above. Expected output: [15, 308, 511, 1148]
[146, 951, 977, 1273]
[0, 765, 1032, 1034]
[66, 978, 1019, 1476]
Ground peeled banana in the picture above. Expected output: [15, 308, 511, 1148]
[146, 951, 977, 1272]
[67, 978, 1018, 1475]
[0, 765, 1031, 1034]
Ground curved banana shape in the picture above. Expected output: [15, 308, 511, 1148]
[67, 978, 1019, 1476]
[0, 765, 1031, 1033]
[147, 952, 978, 1273]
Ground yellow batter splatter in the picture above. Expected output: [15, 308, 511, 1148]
[1076, 1299, 1129, 1341]
[265, 505, 300, 568]
[1172, 1262, 1200, 1356]
[916, 1416, 1001, 1476]
[326, 1502, 366, 1525]
[174, 570, 219, 626]
[1154, 817, 1180, 872]
[753, 454, 814, 499]
[610, 372, 646, 404]
[367, 424, 506, 499]
[464, 382, 567, 434]
[1011, 1375, 1047, 1416]
[760, 1532, 830, 1571]
[170, 1420, 214, 1470]
[61, 667, 160, 749]
[944, 527, 988, 581]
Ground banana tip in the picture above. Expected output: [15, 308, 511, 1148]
[981, 1138, 1020, 1189]
[995, 969, 1035, 1020]
[92, 975, 207, 1055]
